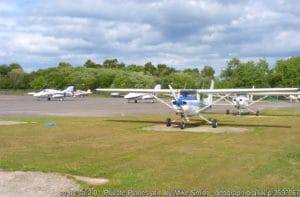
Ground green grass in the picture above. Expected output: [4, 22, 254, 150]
[0, 110, 299, 196]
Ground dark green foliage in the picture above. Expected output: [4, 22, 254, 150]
[0, 57, 299, 90]
[219, 58, 271, 88]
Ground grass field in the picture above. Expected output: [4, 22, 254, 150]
[0, 109, 300, 196]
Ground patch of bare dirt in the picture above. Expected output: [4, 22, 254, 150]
[143, 125, 250, 133]
[0, 121, 27, 125]
[0, 170, 80, 197]
[0, 170, 109, 197]
[72, 175, 109, 185]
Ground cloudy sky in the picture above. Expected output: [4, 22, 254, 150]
[0, 0, 299, 74]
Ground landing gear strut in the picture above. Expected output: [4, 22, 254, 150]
[166, 118, 171, 127]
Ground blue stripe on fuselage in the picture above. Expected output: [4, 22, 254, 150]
[176, 97, 204, 107]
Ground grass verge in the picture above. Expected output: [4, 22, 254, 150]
[0, 110, 299, 196]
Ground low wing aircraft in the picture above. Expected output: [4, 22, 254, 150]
[28, 86, 74, 101]
[124, 84, 161, 103]
[96, 82, 300, 129]
[73, 89, 92, 97]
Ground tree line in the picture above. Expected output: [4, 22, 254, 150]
[0, 57, 299, 90]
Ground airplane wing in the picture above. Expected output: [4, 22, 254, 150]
[96, 88, 173, 94]
[250, 92, 300, 96]
[96, 88, 300, 94]
[52, 93, 65, 98]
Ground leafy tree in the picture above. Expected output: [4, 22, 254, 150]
[162, 72, 197, 89]
[220, 57, 241, 81]
[30, 75, 47, 89]
[9, 63, 23, 71]
[126, 64, 144, 73]
[157, 64, 176, 77]
[103, 59, 125, 69]
[200, 66, 215, 88]
[58, 62, 73, 69]
[144, 62, 156, 76]
[0, 64, 10, 75]
[270, 57, 300, 87]
[111, 71, 155, 88]
[219, 58, 270, 88]
[7, 68, 25, 88]
[83, 59, 101, 68]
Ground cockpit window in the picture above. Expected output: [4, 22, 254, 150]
[179, 90, 197, 98]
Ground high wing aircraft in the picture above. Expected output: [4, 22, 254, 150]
[96, 82, 300, 129]
[214, 93, 262, 116]
[73, 89, 92, 97]
[28, 86, 74, 101]
[288, 94, 300, 102]
[219, 91, 300, 115]
[124, 84, 161, 103]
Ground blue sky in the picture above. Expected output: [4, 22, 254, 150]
[0, 0, 299, 74]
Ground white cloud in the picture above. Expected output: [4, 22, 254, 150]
[9, 34, 91, 54]
[0, 0, 299, 73]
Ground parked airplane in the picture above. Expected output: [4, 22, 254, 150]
[124, 84, 161, 103]
[96, 82, 300, 129]
[214, 89, 300, 115]
[287, 94, 300, 102]
[215, 93, 263, 116]
[73, 89, 92, 97]
[28, 86, 74, 101]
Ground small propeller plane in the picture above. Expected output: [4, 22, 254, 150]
[124, 84, 161, 103]
[96, 82, 300, 129]
[28, 86, 74, 101]
[214, 93, 263, 116]
[73, 89, 92, 97]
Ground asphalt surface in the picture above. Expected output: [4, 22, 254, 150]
[0, 95, 298, 118]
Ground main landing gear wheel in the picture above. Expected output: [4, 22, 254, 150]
[166, 118, 171, 127]
[256, 110, 260, 116]
[179, 121, 185, 129]
[212, 119, 218, 128]
[226, 109, 230, 115]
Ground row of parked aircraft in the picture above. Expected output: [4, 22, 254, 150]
[28, 86, 92, 101]
[96, 81, 300, 129]
[27, 82, 300, 129]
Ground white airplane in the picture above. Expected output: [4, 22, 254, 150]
[215, 93, 262, 116]
[124, 84, 161, 103]
[214, 88, 300, 115]
[73, 89, 92, 97]
[287, 94, 300, 102]
[28, 86, 74, 101]
[96, 82, 300, 129]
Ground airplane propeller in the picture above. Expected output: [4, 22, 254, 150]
[168, 84, 188, 129]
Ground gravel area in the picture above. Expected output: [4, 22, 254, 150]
[0, 170, 81, 197]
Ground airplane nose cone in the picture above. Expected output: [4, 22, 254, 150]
[172, 98, 186, 106]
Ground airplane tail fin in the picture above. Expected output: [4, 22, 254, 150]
[203, 80, 214, 106]
[64, 86, 74, 93]
[249, 86, 254, 102]
[153, 84, 161, 96]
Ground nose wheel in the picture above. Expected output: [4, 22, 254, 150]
[212, 119, 218, 128]
[179, 121, 185, 129]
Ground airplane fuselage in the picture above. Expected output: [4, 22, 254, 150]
[172, 97, 204, 116]
[232, 95, 250, 108]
